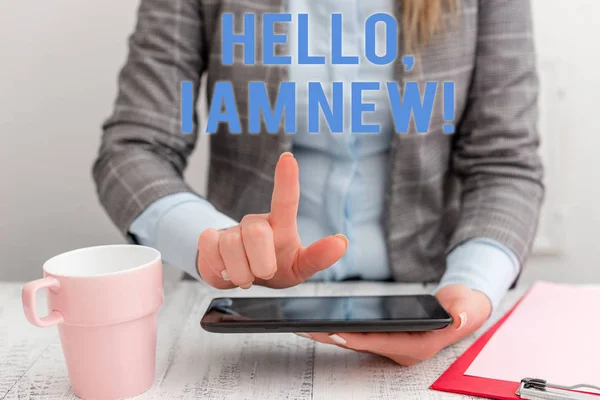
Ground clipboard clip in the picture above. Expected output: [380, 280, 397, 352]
[517, 378, 600, 400]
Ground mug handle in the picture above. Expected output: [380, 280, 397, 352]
[22, 277, 64, 327]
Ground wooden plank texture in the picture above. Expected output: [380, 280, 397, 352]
[0, 281, 525, 399]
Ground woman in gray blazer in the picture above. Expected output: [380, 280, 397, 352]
[94, 0, 543, 365]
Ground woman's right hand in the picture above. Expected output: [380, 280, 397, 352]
[196, 152, 348, 289]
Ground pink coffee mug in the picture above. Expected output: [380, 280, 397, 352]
[22, 245, 163, 400]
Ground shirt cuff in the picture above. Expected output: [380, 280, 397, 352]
[129, 192, 238, 280]
[435, 237, 521, 313]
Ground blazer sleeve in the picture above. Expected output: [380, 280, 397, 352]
[93, 0, 205, 235]
[448, 0, 545, 267]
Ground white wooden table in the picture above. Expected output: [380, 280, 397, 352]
[0, 281, 525, 399]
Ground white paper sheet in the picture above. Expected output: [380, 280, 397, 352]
[465, 281, 600, 386]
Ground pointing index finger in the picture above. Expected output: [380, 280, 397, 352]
[269, 152, 299, 236]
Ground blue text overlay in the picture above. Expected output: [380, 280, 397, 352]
[181, 13, 455, 135]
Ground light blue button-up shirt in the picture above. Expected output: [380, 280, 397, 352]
[290, 0, 395, 282]
[130, 0, 520, 312]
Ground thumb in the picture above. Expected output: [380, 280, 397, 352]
[293, 234, 348, 282]
[435, 284, 476, 332]
[444, 296, 472, 331]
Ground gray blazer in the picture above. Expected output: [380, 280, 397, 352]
[93, 0, 544, 283]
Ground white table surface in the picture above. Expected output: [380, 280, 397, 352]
[0, 280, 526, 399]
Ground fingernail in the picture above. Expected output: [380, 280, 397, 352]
[457, 312, 468, 330]
[279, 152, 294, 160]
[328, 334, 347, 345]
[221, 270, 230, 281]
[239, 282, 253, 290]
[294, 332, 312, 339]
[335, 234, 349, 248]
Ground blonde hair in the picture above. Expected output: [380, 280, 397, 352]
[402, 0, 460, 52]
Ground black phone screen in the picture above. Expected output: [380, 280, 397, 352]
[202, 295, 450, 324]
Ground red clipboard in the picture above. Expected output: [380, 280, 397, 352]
[430, 298, 524, 400]
[432, 284, 600, 400]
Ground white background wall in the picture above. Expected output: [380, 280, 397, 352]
[0, 0, 598, 283]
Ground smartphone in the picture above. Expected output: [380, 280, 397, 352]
[200, 295, 452, 333]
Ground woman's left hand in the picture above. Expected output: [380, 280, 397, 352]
[304, 284, 492, 366]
